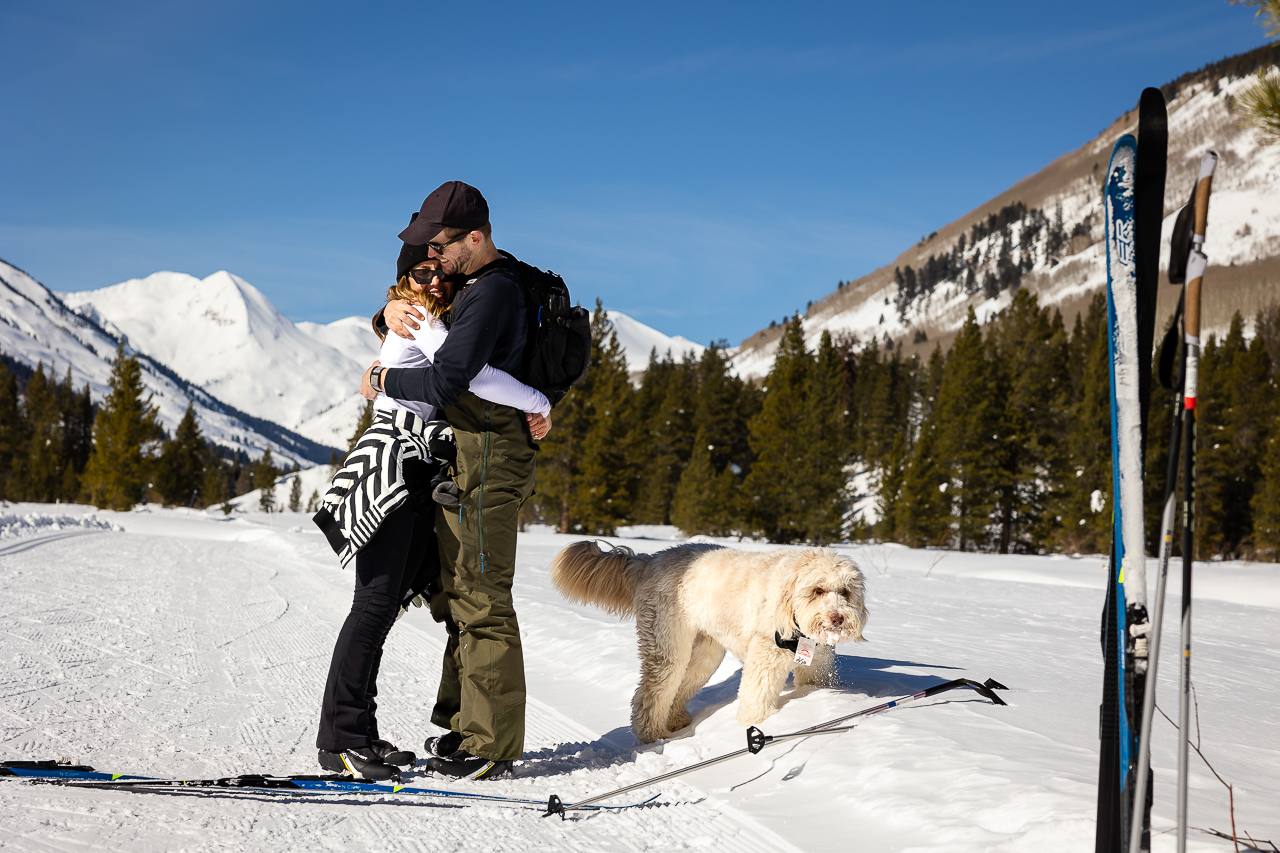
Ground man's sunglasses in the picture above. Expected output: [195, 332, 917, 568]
[426, 232, 470, 254]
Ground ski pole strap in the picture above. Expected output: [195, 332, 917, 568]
[800, 677, 1008, 733]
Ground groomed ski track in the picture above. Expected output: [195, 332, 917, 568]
[1, 505, 1278, 851]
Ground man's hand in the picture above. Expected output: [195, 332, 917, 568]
[526, 412, 552, 441]
[360, 361, 383, 401]
[385, 299, 426, 339]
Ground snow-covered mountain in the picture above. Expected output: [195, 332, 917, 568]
[0, 260, 333, 466]
[731, 48, 1280, 379]
[60, 269, 704, 440]
[61, 272, 376, 450]
[604, 311, 706, 373]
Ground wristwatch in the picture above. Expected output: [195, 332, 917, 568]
[370, 365, 385, 393]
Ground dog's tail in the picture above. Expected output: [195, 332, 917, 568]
[549, 540, 649, 617]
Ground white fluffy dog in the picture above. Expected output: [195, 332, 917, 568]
[550, 541, 868, 744]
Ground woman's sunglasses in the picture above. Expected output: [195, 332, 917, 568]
[407, 268, 443, 285]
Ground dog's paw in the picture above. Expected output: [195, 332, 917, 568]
[632, 722, 672, 744]
[735, 703, 776, 727]
[666, 709, 693, 732]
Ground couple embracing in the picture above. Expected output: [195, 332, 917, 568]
[312, 181, 556, 783]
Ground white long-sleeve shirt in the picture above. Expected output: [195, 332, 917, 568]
[373, 313, 550, 421]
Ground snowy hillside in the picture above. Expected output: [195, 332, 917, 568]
[0, 260, 334, 466]
[732, 54, 1280, 380]
[605, 310, 707, 373]
[62, 272, 376, 450]
[1, 506, 1276, 850]
[296, 315, 380, 366]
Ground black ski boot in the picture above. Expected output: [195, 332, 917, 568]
[317, 747, 402, 782]
[425, 749, 513, 780]
[423, 731, 463, 759]
[370, 739, 416, 768]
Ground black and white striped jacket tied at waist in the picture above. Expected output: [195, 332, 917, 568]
[312, 409, 453, 567]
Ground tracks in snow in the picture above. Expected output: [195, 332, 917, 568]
[0, 526, 797, 853]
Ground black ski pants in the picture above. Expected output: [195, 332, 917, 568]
[316, 460, 439, 752]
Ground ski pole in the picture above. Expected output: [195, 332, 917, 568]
[1176, 150, 1216, 853]
[544, 677, 1007, 817]
[1127, 389, 1182, 853]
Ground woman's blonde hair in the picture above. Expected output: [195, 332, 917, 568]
[386, 261, 450, 320]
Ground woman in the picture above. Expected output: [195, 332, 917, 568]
[313, 244, 550, 782]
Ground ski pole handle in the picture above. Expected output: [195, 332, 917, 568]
[1183, 152, 1217, 346]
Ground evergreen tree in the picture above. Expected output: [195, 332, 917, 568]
[1144, 327, 1181, 556]
[633, 352, 697, 525]
[670, 433, 739, 535]
[1052, 295, 1112, 553]
[60, 369, 95, 490]
[22, 363, 66, 502]
[83, 343, 162, 510]
[1252, 423, 1280, 559]
[1251, 303, 1280, 559]
[255, 449, 279, 512]
[534, 300, 607, 532]
[1196, 313, 1273, 557]
[234, 455, 255, 496]
[671, 344, 750, 536]
[795, 331, 849, 543]
[574, 306, 637, 535]
[988, 290, 1069, 552]
[744, 317, 813, 543]
[306, 488, 321, 513]
[0, 353, 23, 500]
[201, 445, 229, 511]
[288, 475, 303, 512]
[897, 404, 950, 547]
[873, 433, 908, 539]
[155, 403, 205, 506]
[930, 308, 1001, 550]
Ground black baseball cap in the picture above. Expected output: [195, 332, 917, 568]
[396, 214, 437, 279]
[399, 181, 490, 245]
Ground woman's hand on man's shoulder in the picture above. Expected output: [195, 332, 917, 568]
[385, 299, 426, 339]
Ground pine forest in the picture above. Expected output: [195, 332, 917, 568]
[4, 296, 1278, 562]
[528, 297, 1280, 562]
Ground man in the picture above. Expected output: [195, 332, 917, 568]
[360, 180, 544, 780]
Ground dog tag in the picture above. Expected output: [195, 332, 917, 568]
[793, 637, 816, 666]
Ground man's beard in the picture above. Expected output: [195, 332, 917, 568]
[450, 243, 475, 277]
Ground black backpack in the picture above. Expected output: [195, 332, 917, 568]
[496, 251, 590, 407]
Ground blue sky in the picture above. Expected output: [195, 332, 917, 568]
[0, 1, 1269, 344]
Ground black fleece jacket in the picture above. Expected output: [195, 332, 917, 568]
[382, 258, 527, 410]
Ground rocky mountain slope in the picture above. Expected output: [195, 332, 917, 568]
[732, 45, 1280, 379]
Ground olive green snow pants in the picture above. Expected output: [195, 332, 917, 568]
[429, 392, 535, 760]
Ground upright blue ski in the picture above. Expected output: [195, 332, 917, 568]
[1096, 133, 1147, 853]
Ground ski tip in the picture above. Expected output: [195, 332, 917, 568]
[983, 678, 1009, 691]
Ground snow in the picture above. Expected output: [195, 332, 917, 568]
[605, 310, 706, 373]
[0, 260, 330, 467]
[61, 272, 375, 450]
[55, 271, 700, 442]
[0, 510, 118, 545]
[2, 506, 1277, 851]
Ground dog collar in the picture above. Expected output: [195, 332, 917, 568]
[774, 620, 808, 652]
